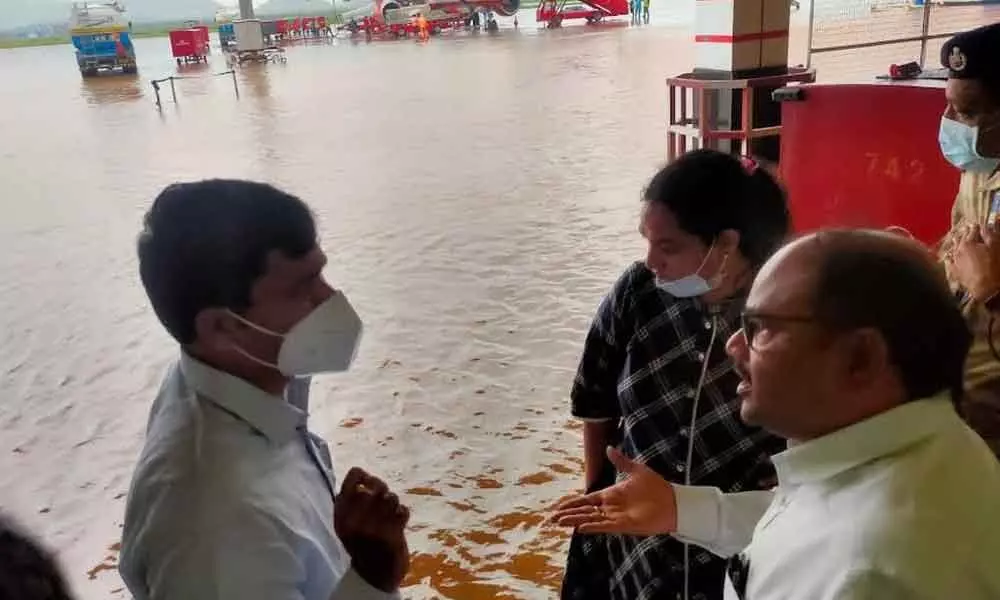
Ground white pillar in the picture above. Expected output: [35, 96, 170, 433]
[688, 0, 793, 160]
[239, 0, 256, 20]
[694, 0, 790, 75]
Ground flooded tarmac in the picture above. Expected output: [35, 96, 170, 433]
[0, 13, 696, 599]
[0, 2, 995, 598]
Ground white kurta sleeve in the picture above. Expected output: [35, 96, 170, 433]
[671, 485, 775, 558]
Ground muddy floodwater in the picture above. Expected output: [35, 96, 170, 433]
[1, 2, 995, 598]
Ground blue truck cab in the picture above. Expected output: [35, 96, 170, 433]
[218, 22, 236, 49]
[72, 27, 137, 77]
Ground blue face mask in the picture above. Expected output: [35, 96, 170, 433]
[655, 243, 728, 298]
[939, 117, 1000, 173]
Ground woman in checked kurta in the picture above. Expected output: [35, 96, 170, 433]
[561, 150, 790, 600]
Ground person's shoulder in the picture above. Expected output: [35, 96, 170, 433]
[123, 455, 284, 559]
[134, 376, 214, 483]
[139, 359, 274, 473]
[835, 429, 1000, 588]
[126, 366, 275, 533]
[119, 467, 299, 599]
[959, 168, 994, 191]
[612, 261, 656, 296]
[596, 261, 658, 319]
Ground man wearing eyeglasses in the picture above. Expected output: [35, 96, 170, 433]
[555, 229, 1000, 599]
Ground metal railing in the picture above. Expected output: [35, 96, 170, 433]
[666, 68, 817, 161]
[150, 69, 239, 110]
[806, 0, 990, 69]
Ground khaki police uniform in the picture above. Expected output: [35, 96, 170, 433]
[942, 23, 1000, 457]
[951, 171, 1000, 389]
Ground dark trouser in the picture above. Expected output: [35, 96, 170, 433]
[963, 381, 1000, 459]
[562, 424, 622, 600]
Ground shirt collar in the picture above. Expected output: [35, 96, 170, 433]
[180, 353, 306, 444]
[772, 396, 955, 486]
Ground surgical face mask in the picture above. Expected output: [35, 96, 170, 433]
[229, 293, 363, 377]
[655, 243, 729, 298]
[939, 116, 1000, 173]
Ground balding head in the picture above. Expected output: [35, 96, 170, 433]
[727, 229, 970, 442]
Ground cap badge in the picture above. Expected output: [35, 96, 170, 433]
[949, 46, 967, 72]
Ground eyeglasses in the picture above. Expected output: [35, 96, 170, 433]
[740, 311, 818, 350]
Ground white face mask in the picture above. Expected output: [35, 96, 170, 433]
[230, 293, 363, 377]
[655, 242, 729, 298]
[938, 116, 1000, 173]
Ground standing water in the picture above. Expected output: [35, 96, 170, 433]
[0, 9, 701, 599]
[4, 0, 978, 595]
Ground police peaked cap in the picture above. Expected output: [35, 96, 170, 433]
[941, 22, 1000, 88]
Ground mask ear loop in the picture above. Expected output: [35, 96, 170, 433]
[692, 242, 716, 278]
[230, 344, 282, 372]
[682, 314, 720, 600]
[226, 310, 285, 373]
[228, 310, 285, 339]
[709, 250, 731, 287]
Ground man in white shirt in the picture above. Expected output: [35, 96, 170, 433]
[554, 229, 1000, 599]
[121, 180, 409, 600]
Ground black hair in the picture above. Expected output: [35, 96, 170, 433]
[0, 513, 74, 600]
[138, 180, 317, 345]
[642, 149, 790, 269]
[810, 230, 971, 406]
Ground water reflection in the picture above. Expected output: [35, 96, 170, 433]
[240, 65, 283, 166]
[9, 11, 995, 600]
[172, 63, 217, 100]
[79, 75, 144, 105]
[174, 62, 211, 77]
[240, 64, 275, 101]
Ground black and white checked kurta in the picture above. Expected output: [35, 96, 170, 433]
[568, 261, 783, 600]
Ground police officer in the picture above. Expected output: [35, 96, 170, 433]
[940, 22, 1000, 458]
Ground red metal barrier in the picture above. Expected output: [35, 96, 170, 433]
[778, 81, 959, 247]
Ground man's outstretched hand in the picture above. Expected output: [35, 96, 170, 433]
[551, 447, 678, 536]
[334, 467, 410, 593]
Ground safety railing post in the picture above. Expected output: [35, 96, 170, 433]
[809, 0, 974, 66]
[150, 71, 242, 111]
[152, 79, 162, 110]
[805, 0, 817, 69]
[918, 0, 932, 69]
